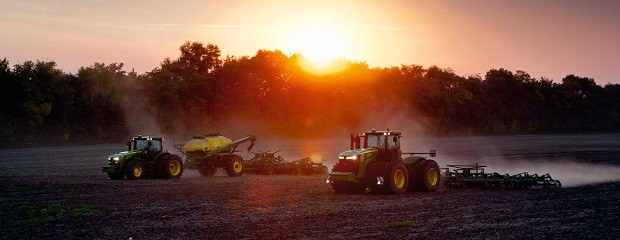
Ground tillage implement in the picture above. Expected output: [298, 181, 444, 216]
[245, 150, 328, 175]
[442, 163, 561, 189]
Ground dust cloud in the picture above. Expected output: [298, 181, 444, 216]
[439, 148, 620, 187]
[118, 84, 163, 138]
[473, 159, 620, 187]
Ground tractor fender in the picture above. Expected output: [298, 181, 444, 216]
[403, 155, 426, 166]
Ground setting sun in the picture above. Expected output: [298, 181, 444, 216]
[290, 22, 352, 74]
[292, 27, 345, 63]
[277, 12, 360, 74]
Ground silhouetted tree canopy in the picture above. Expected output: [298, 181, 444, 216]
[1, 41, 618, 148]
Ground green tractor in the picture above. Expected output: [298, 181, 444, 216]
[102, 136, 183, 180]
[327, 129, 440, 194]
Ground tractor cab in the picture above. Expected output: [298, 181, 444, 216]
[350, 129, 401, 161]
[128, 136, 163, 152]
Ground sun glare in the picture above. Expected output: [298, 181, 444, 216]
[297, 57, 348, 75]
[280, 14, 359, 74]
[294, 27, 344, 64]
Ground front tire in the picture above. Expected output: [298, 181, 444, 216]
[125, 160, 145, 180]
[225, 155, 244, 177]
[386, 163, 409, 194]
[366, 161, 390, 193]
[367, 162, 409, 194]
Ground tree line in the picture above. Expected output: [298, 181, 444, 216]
[1, 41, 618, 148]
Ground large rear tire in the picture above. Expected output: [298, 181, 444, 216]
[125, 160, 145, 180]
[225, 155, 244, 177]
[158, 154, 184, 179]
[409, 160, 440, 192]
[330, 181, 366, 194]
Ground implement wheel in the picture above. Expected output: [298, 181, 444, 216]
[158, 154, 184, 179]
[409, 160, 440, 192]
[125, 160, 145, 180]
[225, 155, 244, 177]
[331, 181, 366, 194]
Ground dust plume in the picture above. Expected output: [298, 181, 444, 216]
[482, 159, 620, 187]
[117, 76, 187, 151]
[440, 152, 620, 187]
[118, 79, 163, 138]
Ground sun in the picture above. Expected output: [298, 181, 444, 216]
[280, 15, 359, 74]
[293, 27, 345, 64]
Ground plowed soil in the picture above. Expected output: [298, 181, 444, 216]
[1, 135, 619, 239]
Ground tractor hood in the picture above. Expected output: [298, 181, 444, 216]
[339, 148, 376, 157]
[109, 150, 140, 160]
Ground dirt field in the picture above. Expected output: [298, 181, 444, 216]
[1, 135, 619, 239]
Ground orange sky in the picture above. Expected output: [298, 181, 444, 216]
[1, 0, 618, 84]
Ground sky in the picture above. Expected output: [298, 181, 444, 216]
[1, 0, 618, 84]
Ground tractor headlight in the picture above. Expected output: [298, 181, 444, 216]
[376, 177, 385, 185]
[345, 156, 357, 160]
[108, 156, 121, 166]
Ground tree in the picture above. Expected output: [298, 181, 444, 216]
[73, 63, 128, 140]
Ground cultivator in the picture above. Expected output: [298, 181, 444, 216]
[442, 163, 561, 189]
[245, 150, 328, 175]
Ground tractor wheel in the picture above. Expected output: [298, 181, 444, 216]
[158, 154, 183, 179]
[107, 172, 124, 180]
[386, 162, 409, 194]
[125, 160, 145, 180]
[409, 160, 440, 192]
[366, 162, 408, 194]
[225, 155, 244, 177]
[330, 181, 366, 194]
[366, 161, 390, 193]
[198, 166, 217, 177]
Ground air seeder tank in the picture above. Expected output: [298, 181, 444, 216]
[177, 134, 256, 177]
[182, 135, 233, 153]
